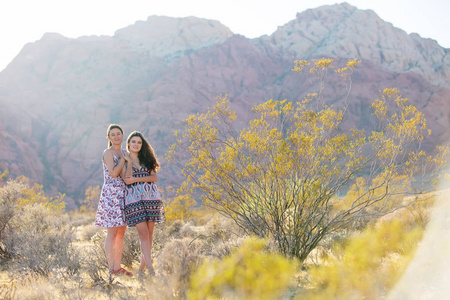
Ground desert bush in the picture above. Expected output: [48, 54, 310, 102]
[0, 181, 22, 258]
[149, 221, 183, 255]
[192, 215, 247, 258]
[188, 237, 299, 300]
[69, 211, 100, 242]
[156, 237, 205, 298]
[5, 204, 80, 277]
[77, 223, 102, 241]
[69, 211, 96, 227]
[0, 177, 69, 262]
[15, 176, 65, 212]
[402, 192, 436, 227]
[122, 227, 142, 268]
[84, 232, 110, 284]
[302, 216, 424, 300]
[84, 227, 142, 284]
[163, 185, 198, 221]
[152, 217, 245, 298]
[156, 215, 246, 260]
[151, 218, 212, 254]
[79, 185, 101, 213]
[0, 169, 9, 184]
[168, 58, 448, 261]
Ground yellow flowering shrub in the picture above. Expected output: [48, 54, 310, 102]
[16, 176, 65, 212]
[188, 237, 299, 300]
[0, 169, 8, 182]
[167, 58, 448, 262]
[303, 217, 424, 300]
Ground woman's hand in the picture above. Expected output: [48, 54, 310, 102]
[123, 176, 135, 185]
[122, 151, 130, 162]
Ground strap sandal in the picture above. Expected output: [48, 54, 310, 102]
[112, 267, 133, 276]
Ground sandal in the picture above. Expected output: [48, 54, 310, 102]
[112, 267, 133, 276]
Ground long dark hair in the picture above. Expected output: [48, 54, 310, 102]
[126, 131, 160, 172]
[107, 124, 123, 147]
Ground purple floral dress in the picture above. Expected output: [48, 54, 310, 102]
[95, 151, 126, 227]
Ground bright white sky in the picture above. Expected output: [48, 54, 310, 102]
[1, 0, 449, 71]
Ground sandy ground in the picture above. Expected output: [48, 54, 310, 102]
[388, 189, 450, 299]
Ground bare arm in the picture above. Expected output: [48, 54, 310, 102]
[120, 152, 131, 179]
[123, 170, 158, 185]
[103, 149, 126, 178]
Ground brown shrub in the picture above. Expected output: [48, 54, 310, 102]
[155, 237, 205, 298]
[77, 223, 102, 241]
[69, 211, 96, 227]
[0, 181, 22, 258]
[5, 204, 81, 277]
[121, 227, 142, 268]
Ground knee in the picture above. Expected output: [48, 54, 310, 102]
[107, 231, 118, 240]
[137, 228, 150, 242]
[116, 228, 126, 239]
[138, 231, 150, 241]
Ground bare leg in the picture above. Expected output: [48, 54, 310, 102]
[136, 221, 156, 273]
[105, 227, 119, 272]
[140, 254, 146, 270]
[113, 226, 126, 271]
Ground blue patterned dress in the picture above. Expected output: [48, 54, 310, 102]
[124, 166, 165, 226]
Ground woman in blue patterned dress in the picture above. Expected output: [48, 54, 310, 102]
[95, 124, 133, 276]
[123, 131, 165, 275]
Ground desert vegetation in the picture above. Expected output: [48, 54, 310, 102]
[0, 174, 440, 299]
[0, 58, 447, 299]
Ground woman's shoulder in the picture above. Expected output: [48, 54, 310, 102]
[102, 148, 115, 160]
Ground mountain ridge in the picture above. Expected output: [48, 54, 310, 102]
[0, 3, 448, 208]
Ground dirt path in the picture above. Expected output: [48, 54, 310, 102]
[388, 191, 450, 299]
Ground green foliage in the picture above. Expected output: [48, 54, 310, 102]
[303, 215, 424, 300]
[167, 58, 448, 261]
[188, 237, 299, 300]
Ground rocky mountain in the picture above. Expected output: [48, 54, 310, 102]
[265, 4, 450, 87]
[0, 3, 449, 208]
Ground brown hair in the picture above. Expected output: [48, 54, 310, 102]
[126, 131, 160, 172]
[107, 124, 123, 147]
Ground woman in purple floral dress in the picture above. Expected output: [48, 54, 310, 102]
[95, 124, 132, 276]
[123, 131, 165, 276]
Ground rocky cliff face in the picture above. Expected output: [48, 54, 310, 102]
[0, 4, 448, 208]
[114, 16, 233, 61]
[264, 3, 450, 87]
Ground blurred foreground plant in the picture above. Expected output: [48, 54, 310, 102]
[303, 214, 424, 300]
[167, 58, 448, 261]
[188, 237, 298, 299]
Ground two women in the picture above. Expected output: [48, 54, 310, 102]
[94, 125, 165, 276]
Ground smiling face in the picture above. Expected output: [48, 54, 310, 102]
[108, 128, 123, 146]
[128, 136, 143, 154]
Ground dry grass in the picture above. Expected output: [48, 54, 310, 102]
[0, 196, 431, 299]
[0, 210, 248, 299]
